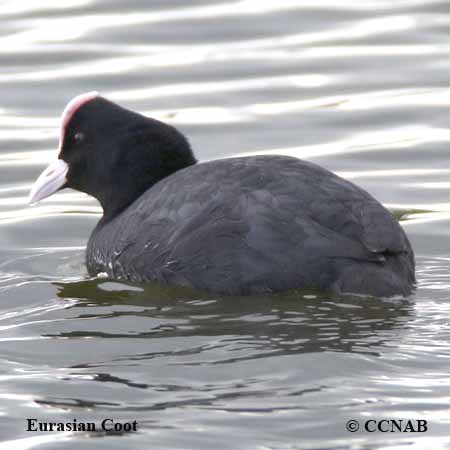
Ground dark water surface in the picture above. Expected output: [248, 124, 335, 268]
[1, 1, 450, 449]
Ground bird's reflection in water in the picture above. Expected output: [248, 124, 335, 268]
[30, 279, 416, 421]
[54, 278, 415, 358]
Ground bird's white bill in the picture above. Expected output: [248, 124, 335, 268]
[28, 159, 68, 204]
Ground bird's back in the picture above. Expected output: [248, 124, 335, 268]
[87, 155, 415, 296]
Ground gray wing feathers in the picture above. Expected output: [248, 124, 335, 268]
[88, 155, 414, 295]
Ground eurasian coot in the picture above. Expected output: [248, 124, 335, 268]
[29, 92, 415, 296]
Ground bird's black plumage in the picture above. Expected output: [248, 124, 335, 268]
[35, 94, 416, 297]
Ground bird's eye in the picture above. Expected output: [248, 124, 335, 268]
[74, 132, 85, 143]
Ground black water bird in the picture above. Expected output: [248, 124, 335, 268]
[29, 92, 415, 296]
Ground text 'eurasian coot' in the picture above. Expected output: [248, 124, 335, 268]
[29, 92, 415, 297]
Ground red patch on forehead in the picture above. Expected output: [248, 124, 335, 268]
[59, 91, 99, 148]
